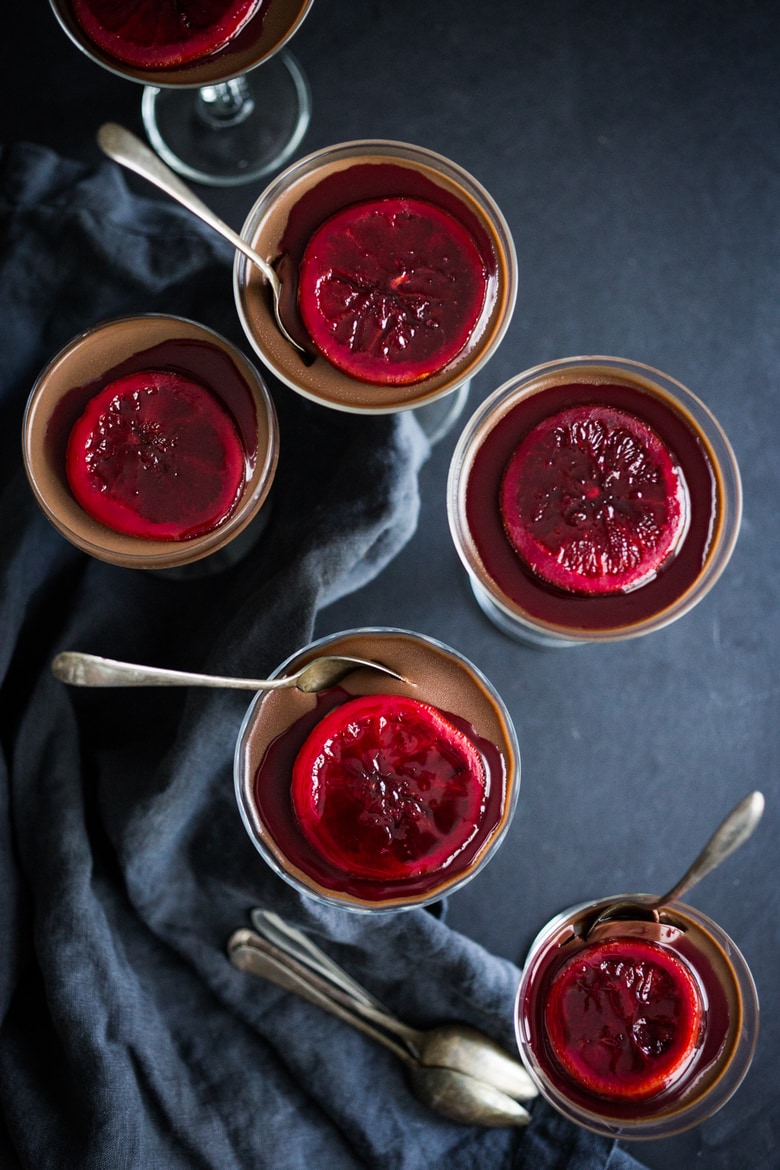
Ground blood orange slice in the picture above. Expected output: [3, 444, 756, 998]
[71, 0, 262, 70]
[66, 369, 246, 541]
[291, 694, 488, 882]
[500, 404, 688, 595]
[297, 197, 489, 385]
[544, 938, 703, 1101]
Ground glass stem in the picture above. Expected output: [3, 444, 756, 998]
[196, 77, 256, 129]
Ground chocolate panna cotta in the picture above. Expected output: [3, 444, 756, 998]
[235, 630, 520, 910]
[23, 315, 278, 570]
[71, 0, 265, 70]
[515, 898, 758, 1137]
[234, 142, 517, 415]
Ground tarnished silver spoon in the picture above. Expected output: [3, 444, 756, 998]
[227, 930, 531, 1128]
[582, 789, 765, 938]
[51, 650, 404, 693]
[96, 122, 307, 358]
[249, 910, 536, 1103]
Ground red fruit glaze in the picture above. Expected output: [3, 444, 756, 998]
[297, 197, 489, 385]
[71, 0, 262, 69]
[544, 938, 703, 1101]
[500, 404, 688, 595]
[65, 369, 246, 540]
[290, 694, 488, 881]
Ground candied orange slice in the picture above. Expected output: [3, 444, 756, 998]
[291, 694, 488, 881]
[500, 404, 688, 595]
[298, 197, 488, 385]
[544, 938, 703, 1101]
[66, 370, 246, 540]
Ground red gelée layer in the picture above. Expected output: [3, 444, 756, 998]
[290, 694, 488, 881]
[500, 405, 688, 596]
[66, 369, 246, 540]
[71, 0, 263, 69]
[544, 938, 703, 1102]
[297, 196, 489, 384]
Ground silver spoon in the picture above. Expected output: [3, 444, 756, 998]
[96, 122, 307, 358]
[51, 650, 404, 693]
[227, 930, 531, 1128]
[583, 789, 765, 938]
[249, 910, 536, 1103]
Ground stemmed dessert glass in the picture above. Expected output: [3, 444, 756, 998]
[515, 896, 758, 1138]
[447, 357, 742, 646]
[234, 628, 521, 911]
[233, 140, 518, 442]
[48, 0, 314, 187]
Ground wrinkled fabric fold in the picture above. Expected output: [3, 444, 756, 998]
[0, 143, 647, 1170]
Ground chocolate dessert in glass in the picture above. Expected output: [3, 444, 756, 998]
[23, 314, 278, 570]
[448, 356, 741, 645]
[235, 628, 520, 911]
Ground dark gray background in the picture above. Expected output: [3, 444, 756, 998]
[4, 2, 778, 1167]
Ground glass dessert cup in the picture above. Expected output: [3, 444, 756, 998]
[49, 0, 313, 187]
[23, 314, 278, 571]
[447, 356, 742, 647]
[233, 140, 518, 442]
[235, 628, 520, 912]
[515, 895, 758, 1140]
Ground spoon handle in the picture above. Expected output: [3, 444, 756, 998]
[653, 790, 765, 907]
[227, 931, 415, 1066]
[97, 123, 275, 283]
[51, 651, 277, 691]
[251, 910, 391, 1013]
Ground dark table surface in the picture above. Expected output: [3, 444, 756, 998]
[4, 2, 779, 1168]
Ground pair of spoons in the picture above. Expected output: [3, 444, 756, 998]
[228, 911, 536, 1128]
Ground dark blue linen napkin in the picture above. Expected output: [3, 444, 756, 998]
[0, 143, 648, 1170]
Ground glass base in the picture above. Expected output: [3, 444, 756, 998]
[141, 52, 311, 188]
[413, 380, 472, 445]
[469, 577, 582, 649]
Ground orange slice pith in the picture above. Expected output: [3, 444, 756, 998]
[500, 404, 688, 595]
[71, 0, 262, 70]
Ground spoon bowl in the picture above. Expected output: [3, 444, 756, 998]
[96, 123, 307, 358]
[581, 790, 764, 939]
